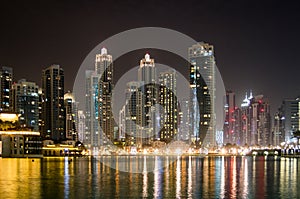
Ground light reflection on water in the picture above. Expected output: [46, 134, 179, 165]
[0, 156, 300, 198]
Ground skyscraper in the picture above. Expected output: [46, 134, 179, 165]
[124, 81, 140, 147]
[77, 110, 86, 143]
[223, 90, 240, 145]
[12, 79, 39, 131]
[240, 92, 252, 145]
[85, 70, 100, 149]
[240, 92, 271, 146]
[97, 48, 114, 144]
[138, 53, 157, 146]
[85, 47, 114, 151]
[273, 111, 284, 146]
[279, 98, 300, 142]
[64, 91, 77, 141]
[41, 64, 65, 141]
[189, 42, 216, 148]
[250, 95, 271, 146]
[178, 99, 190, 141]
[158, 70, 178, 143]
[0, 66, 13, 112]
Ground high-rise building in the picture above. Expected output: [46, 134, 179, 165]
[189, 42, 216, 148]
[118, 105, 126, 141]
[240, 92, 252, 145]
[279, 98, 300, 142]
[64, 91, 77, 141]
[158, 70, 178, 143]
[138, 53, 157, 146]
[85, 70, 100, 149]
[41, 64, 65, 141]
[223, 91, 241, 145]
[12, 79, 39, 131]
[251, 95, 271, 146]
[97, 48, 114, 144]
[178, 99, 190, 141]
[273, 111, 285, 146]
[240, 92, 271, 146]
[38, 88, 44, 133]
[77, 110, 86, 143]
[124, 81, 141, 146]
[0, 66, 13, 112]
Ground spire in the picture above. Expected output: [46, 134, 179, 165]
[145, 53, 150, 61]
[249, 90, 253, 99]
[101, 47, 107, 55]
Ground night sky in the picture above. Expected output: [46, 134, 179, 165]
[1, 0, 300, 113]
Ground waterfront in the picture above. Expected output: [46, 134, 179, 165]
[0, 156, 299, 198]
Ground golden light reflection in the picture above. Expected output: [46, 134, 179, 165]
[220, 156, 225, 198]
[64, 157, 70, 198]
[229, 156, 237, 198]
[176, 156, 181, 198]
[0, 158, 41, 198]
[243, 157, 249, 198]
[143, 156, 148, 198]
[188, 156, 192, 198]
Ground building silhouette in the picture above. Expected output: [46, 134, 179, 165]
[97, 48, 114, 144]
[64, 91, 78, 141]
[12, 79, 39, 131]
[138, 53, 157, 146]
[0, 66, 13, 112]
[41, 64, 65, 141]
[189, 42, 216, 148]
[158, 70, 178, 143]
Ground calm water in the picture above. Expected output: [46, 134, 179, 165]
[0, 156, 299, 199]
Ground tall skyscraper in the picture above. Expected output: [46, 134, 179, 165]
[189, 42, 216, 148]
[279, 98, 300, 142]
[118, 105, 126, 141]
[0, 66, 13, 112]
[97, 48, 114, 144]
[240, 92, 271, 146]
[38, 88, 44, 134]
[223, 90, 240, 145]
[158, 70, 178, 143]
[64, 91, 77, 141]
[124, 81, 141, 147]
[273, 111, 285, 146]
[77, 110, 86, 143]
[178, 99, 190, 141]
[85, 70, 100, 149]
[12, 79, 39, 131]
[85, 47, 114, 151]
[41, 64, 65, 141]
[240, 92, 252, 146]
[138, 53, 157, 146]
[250, 95, 271, 146]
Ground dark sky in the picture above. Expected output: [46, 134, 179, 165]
[1, 0, 300, 113]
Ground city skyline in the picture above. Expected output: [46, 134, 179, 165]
[1, 2, 300, 199]
[1, 45, 295, 149]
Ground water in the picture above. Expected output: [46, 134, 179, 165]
[0, 156, 299, 199]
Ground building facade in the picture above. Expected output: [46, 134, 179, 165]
[12, 79, 39, 131]
[280, 98, 300, 142]
[64, 91, 78, 141]
[0, 66, 13, 112]
[85, 70, 100, 149]
[41, 64, 65, 141]
[189, 42, 216, 148]
[158, 70, 178, 143]
[97, 48, 114, 144]
[138, 53, 157, 146]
